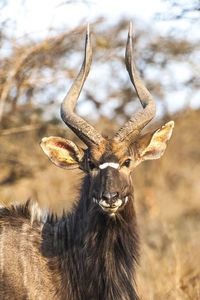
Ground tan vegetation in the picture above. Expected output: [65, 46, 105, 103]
[0, 1, 200, 296]
[0, 108, 199, 299]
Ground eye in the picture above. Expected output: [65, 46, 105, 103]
[88, 160, 96, 170]
[122, 159, 131, 168]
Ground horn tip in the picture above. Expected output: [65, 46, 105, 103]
[129, 21, 133, 37]
[87, 23, 90, 35]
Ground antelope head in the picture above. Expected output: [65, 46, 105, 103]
[41, 23, 174, 216]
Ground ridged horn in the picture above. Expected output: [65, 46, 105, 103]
[61, 24, 104, 146]
[114, 22, 156, 143]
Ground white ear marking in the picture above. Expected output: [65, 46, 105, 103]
[99, 162, 119, 169]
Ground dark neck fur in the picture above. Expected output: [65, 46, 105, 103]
[42, 175, 140, 300]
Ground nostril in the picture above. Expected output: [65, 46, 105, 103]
[102, 192, 119, 202]
[111, 192, 119, 202]
[102, 193, 109, 201]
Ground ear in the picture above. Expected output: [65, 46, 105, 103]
[40, 137, 85, 169]
[133, 121, 174, 166]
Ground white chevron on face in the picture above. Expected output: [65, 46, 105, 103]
[99, 162, 119, 170]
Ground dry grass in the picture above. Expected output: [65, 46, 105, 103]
[0, 109, 200, 299]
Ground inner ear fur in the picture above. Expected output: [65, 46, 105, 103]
[133, 121, 174, 166]
[40, 136, 85, 170]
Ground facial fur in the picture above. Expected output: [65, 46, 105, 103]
[85, 139, 134, 216]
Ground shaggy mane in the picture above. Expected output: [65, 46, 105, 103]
[0, 200, 49, 224]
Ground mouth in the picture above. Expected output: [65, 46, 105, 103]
[92, 196, 129, 215]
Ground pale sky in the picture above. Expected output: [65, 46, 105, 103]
[2, 0, 199, 114]
[4, 0, 168, 38]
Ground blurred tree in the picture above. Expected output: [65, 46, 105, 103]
[0, 0, 199, 130]
[157, 0, 200, 22]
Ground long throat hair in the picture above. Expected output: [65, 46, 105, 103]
[73, 175, 140, 300]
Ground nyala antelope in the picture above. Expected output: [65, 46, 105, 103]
[0, 23, 174, 300]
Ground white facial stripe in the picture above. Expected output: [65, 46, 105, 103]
[99, 162, 119, 170]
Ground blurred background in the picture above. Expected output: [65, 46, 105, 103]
[0, 0, 200, 299]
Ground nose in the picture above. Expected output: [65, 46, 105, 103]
[102, 192, 119, 205]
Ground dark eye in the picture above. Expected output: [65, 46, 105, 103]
[122, 159, 131, 168]
[88, 160, 96, 170]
